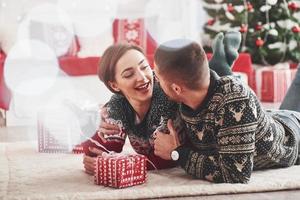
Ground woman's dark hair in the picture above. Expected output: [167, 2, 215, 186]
[98, 43, 144, 93]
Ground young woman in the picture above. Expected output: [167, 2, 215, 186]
[82, 31, 241, 174]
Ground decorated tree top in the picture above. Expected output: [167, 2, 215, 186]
[203, 0, 300, 65]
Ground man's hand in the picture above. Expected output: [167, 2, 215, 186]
[154, 119, 180, 160]
[83, 147, 107, 175]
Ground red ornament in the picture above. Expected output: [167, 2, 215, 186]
[240, 24, 248, 33]
[255, 22, 263, 31]
[288, 2, 299, 11]
[256, 37, 264, 47]
[292, 25, 300, 33]
[227, 3, 234, 13]
[207, 19, 215, 26]
[247, 2, 254, 12]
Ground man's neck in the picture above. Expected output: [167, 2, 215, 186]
[181, 74, 210, 111]
[182, 87, 209, 111]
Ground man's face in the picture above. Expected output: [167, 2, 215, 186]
[153, 63, 181, 102]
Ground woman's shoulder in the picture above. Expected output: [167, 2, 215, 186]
[153, 82, 174, 104]
[105, 93, 133, 121]
[151, 82, 179, 114]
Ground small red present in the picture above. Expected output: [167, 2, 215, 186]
[94, 153, 147, 188]
[256, 66, 297, 102]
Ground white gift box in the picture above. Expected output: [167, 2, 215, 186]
[37, 103, 100, 153]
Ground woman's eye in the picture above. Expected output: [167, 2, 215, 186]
[123, 72, 134, 78]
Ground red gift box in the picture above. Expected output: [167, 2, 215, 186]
[94, 153, 147, 188]
[256, 67, 297, 102]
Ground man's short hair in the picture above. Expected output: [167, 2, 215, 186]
[154, 39, 209, 90]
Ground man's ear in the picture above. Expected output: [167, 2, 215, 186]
[108, 81, 121, 92]
[171, 83, 182, 95]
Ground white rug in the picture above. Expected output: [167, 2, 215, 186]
[1, 142, 300, 200]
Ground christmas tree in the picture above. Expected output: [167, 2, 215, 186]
[203, 0, 300, 65]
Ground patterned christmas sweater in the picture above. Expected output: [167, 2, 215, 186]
[101, 82, 184, 170]
[176, 70, 299, 183]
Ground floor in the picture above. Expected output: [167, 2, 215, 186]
[0, 125, 299, 199]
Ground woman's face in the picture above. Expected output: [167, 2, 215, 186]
[110, 49, 153, 104]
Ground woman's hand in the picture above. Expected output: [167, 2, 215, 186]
[98, 107, 120, 142]
[83, 147, 107, 175]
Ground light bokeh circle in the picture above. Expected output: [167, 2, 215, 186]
[4, 39, 59, 95]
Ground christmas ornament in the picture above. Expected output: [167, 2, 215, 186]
[288, 2, 299, 11]
[256, 37, 264, 47]
[240, 24, 248, 33]
[292, 25, 300, 33]
[247, 2, 254, 12]
[203, 0, 300, 65]
[227, 3, 234, 12]
[207, 19, 215, 26]
[255, 22, 263, 31]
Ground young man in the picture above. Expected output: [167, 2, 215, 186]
[153, 39, 300, 183]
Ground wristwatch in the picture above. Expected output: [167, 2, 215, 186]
[171, 150, 179, 161]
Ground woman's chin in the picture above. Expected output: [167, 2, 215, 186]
[136, 88, 153, 102]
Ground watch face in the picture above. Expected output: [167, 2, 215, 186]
[171, 150, 179, 161]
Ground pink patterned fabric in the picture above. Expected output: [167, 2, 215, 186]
[113, 18, 157, 67]
[113, 19, 146, 50]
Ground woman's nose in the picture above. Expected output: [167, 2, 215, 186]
[136, 69, 147, 81]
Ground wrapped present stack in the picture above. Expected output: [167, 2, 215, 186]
[37, 108, 84, 153]
[94, 153, 147, 188]
[256, 64, 297, 102]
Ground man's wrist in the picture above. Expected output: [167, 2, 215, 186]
[170, 149, 180, 161]
[172, 145, 190, 167]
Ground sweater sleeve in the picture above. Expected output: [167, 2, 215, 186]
[91, 94, 132, 153]
[177, 94, 258, 183]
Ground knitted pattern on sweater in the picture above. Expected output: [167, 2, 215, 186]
[177, 70, 299, 183]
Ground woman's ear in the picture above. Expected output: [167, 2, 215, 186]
[108, 81, 121, 92]
[171, 83, 182, 96]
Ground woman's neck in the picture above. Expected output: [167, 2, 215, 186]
[128, 99, 151, 121]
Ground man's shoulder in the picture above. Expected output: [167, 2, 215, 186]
[216, 75, 251, 97]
